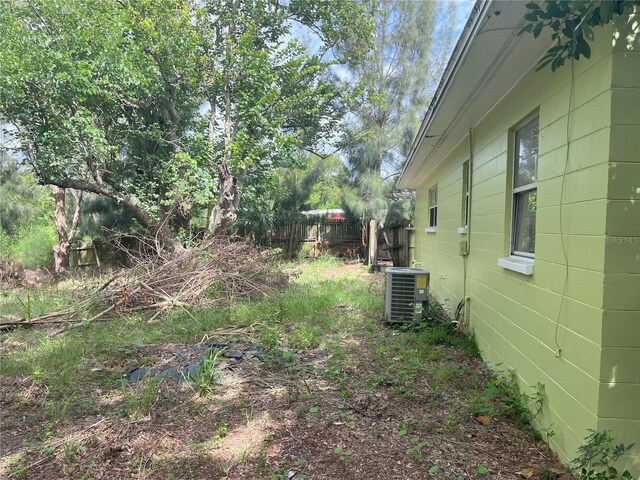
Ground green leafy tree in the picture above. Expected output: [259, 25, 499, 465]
[1, 121, 84, 271]
[0, 160, 51, 237]
[0, 0, 204, 254]
[307, 156, 349, 210]
[0, 156, 57, 267]
[200, 0, 372, 235]
[0, 0, 373, 251]
[276, 154, 348, 216]
[520, 1, 640, 71]
[341, 0, 456, 261]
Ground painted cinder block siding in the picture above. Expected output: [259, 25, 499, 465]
[413, 22, 639, 469]
[597, 14, 640, 470]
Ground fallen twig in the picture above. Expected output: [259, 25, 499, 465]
[98, 271, 124, 291]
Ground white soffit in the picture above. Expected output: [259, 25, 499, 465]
[397, 0, 552, 189]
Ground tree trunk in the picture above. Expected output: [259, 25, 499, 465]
[206, 1, 242, 238]
[288, 222, 297, 257]
[52, 186, 70, 273]
[360, 216, 367, 260]
[207, 162, 243, 236]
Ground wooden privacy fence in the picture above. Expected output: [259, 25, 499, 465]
[269, 219, 414, 265]
[69, 223, 413, 266]
[270, 220, 362, 257]
[69, 236, 150, 269]
[69, 244, 100, 270]
[381, 222, 414, 267]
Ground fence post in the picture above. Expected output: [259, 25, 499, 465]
[368, 219, 377, 266]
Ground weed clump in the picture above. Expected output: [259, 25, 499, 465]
[122, 376, 163, 417]
[572, 430, 636, 480]
[466, 371, 545, 428]
[419, 324, 481, 356]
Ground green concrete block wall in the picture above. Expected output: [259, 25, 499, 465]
[597, 13, 640, 472]
[413, 22, 639, 470]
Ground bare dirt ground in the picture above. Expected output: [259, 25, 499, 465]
[0, 263, 566, 479]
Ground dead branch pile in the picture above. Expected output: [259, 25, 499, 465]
[1, 236, 287, 331]
[0, 259, 25, 283]
[104, 236, 287, 310]
[1, 260, 53, 287]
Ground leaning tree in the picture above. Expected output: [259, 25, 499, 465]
[0, 0, 373, 265]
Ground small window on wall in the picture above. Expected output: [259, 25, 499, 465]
[429, 185, 438, 228]
[511, 116, 538, 257]
[462, 161, 470, 227]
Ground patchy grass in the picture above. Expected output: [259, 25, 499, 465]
[0, 259, 565, 479]
[0, 286, 74, 320]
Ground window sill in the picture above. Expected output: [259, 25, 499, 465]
[425, 227, 437, 233]
[498, 256, 534, 275]
[457, 226, 468, 234]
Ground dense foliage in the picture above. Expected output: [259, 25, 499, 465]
[520, 0, 640, 71]
[235, 153, 348, 244]
[0, 0, 373, 247]
[0, 157, 55, 266]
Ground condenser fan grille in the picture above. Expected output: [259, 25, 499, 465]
[389, 274, 417, 322]
[384, 267, 429, 323]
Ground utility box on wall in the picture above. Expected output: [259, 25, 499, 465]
[384, 267, 430, 323]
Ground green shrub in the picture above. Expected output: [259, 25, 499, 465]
[466, 371, 544, 428]
[0, 227, 11, 258]
[11, 223, 56, 269]
[572, 430, 636, 480]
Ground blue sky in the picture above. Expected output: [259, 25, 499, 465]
[454, 0, 476, 39]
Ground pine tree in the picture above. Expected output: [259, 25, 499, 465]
[342, 0, 456, 263]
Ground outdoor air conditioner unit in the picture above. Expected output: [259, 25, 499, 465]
[384, 267, 430, 323]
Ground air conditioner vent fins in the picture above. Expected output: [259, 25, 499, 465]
[384, 267, 430, 323]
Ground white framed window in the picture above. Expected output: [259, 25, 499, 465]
[462, 160, 470, 227]
[510, 115, 538, 257]
[428, 185, 438, 228]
